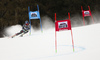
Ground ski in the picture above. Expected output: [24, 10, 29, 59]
[10, 34, 17, 38]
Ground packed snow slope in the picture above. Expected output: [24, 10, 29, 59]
[0, 23, 100, 60]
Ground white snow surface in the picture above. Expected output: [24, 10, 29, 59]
[0, 23, 100, 60]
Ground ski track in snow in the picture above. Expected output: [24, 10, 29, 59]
[28, 45, 85, 60]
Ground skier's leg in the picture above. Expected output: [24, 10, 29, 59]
[16, 30, 23, 36]
[11, 30, 23, 38]
[20, 31, 28, 37]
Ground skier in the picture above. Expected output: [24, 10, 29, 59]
[11, 21, 30, 38]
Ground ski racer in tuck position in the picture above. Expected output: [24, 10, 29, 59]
[11, 21, 30, 38]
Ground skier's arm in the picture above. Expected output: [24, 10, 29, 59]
[22, 24, 25, 29]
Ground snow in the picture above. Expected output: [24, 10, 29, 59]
[0, 23, 100, 60]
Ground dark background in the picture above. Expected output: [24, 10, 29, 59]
[0, 0, 100, 37]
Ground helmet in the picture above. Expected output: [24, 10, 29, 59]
[25, 21, 29, 25]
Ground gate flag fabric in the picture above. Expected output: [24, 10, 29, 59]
[55, 20, 71, 31]
[82, 10, 91, 17]
[29, 11, 40, 19]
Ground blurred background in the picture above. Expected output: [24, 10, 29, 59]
[0, 0, 100, 37]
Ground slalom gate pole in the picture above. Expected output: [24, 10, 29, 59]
[55, 28, 57, 53]
[40, 18, 43, 33]
[88, 6, 90, 11]
[81, 6, 83, 11]
[29, 19, 31, 35]
[88, 6, 94, 24]
[68, 12, 70, 20]
[69, 13, 75, 52]
[81, 6, 85, 25]
[71, 29, 75, 52]
[91, 15, 94, 24]
[83, 17, 85, 25]
[55, 13, 57, 53]
[38, 5, 43, 33]
[28, 6, 31, 35]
